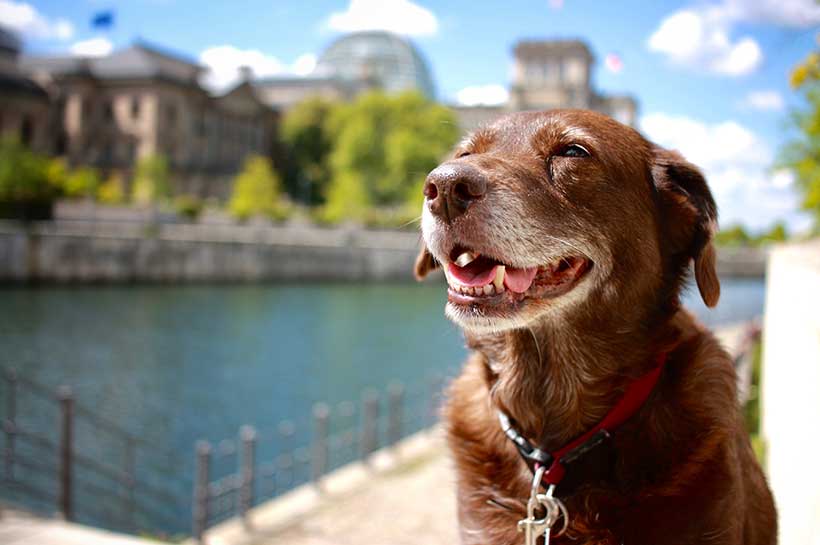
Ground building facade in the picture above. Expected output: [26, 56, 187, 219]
[0, 27, 50, 152]
[453, 40, 638, 132]
[19, 42, 278, 199]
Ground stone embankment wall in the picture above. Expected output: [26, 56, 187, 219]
[0, 220, 766, 283]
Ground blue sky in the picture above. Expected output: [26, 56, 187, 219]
[2, 0, 819, 232]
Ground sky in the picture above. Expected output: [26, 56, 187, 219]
[2, 0, 819, 233]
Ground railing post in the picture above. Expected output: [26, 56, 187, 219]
[361, 390, 379, 463]
[57, 386, 74, 521]
[3, 368, 17, 481]
[238, 426, 256, 529]
[387, 382, 404, 448]
[193, 440, 211, 544]
[311, 403, 329, 489]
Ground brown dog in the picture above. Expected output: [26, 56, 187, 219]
[415, 110, 776, 544]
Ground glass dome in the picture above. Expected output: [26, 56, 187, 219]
[317, 31, 435, 98]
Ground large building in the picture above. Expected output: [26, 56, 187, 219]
[0, 27, 50, 152]
[453, 40, 638, 132]
[17, 41, 278, 198]
[254, 30, 435, 111]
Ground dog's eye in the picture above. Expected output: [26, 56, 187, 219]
[456, 151, 471, 159]
[558, 144, 590, 158]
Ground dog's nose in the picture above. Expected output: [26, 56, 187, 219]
[423, 163, 487, 222]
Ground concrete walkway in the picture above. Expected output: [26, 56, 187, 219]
[0, 508, 166, 545]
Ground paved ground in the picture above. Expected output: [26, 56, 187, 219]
[251, 444, 458, 545]
[0, 508, 164, 545]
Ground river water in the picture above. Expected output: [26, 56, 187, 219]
[0, 277, 764, 533]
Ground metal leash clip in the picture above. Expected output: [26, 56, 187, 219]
[517, 466, 568, 545]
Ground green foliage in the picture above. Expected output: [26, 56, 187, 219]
[228, 155, 287, 221]
[131, 154, 171, 205]
[757, 221, 788, 245]
[318, 172, 370, 224]
[322, 91, 459, 222]
[715, 224, 752, 247]
[779, 43, 820, 232]
[64, 167, 101, 198]
[0, 137, 56, 202]
[715, 222, 790, 247]
[743, 341, 766, 465]
[45, 158, 68, 194]
[173, 194, 203, 221]
[97, 173, 126, 204]
[280, 97, 336, 205]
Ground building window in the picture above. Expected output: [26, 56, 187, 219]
[131, 97, 140, 119]
[166, 104, 177, 128]
[20, 115, 33, 147]
[104, 101, 115, 123]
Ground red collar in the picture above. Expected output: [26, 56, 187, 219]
[498, 353, 667, 488]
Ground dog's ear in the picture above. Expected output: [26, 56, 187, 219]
[414, 244, 439, 280]
[652, 147, 720, 308]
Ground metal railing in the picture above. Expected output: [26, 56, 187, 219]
[1, 367, 191, 537]
[191, 377, 446, 542]
[0, 366, 448, 540]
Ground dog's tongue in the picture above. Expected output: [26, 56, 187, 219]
[448, 257, 538, 293]
[447, 258, 498, 287]
[504, 266, 538, 293]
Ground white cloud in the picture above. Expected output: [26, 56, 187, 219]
[740, 90, 785, 111]
[455, 84, 509, 106]
[0, 0, 73, 40]
[720, 0, 820, 27]
[325, 0, 438, 36]
[641, 112, 808, 232]
[69, 38, 112, 57]
[199, 45, 317, 91]
[648, 9, 761, 76]
[291, 53, 317, 76]
[649, 0, 820, 76]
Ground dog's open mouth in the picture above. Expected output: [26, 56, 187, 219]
[444, 246, 591, 307]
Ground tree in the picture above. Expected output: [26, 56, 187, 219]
[714, 224, 752, 247]
[280, 97, 336, 205]
[779, 41, 820, 232]
[131, 154, 171, 205]
[228, 155, 285, 220]
[322, 91, 459, 221]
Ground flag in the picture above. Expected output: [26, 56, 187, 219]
[91, 11, 114, 29]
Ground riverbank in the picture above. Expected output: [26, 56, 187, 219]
[0, 220, 766, 284]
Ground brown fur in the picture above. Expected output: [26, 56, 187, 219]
[415, 110, 776, 544]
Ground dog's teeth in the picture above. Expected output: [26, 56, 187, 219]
[483, 284, 493, 295]
[493, 266, 506, 292]
[455, 252, 478, 267]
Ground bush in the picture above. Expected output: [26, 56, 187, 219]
[173, 194, 203, 221]
[132, 154, 171, 205]
[64, 167, 101, 199]
[97, 173, 126, 204]
[228, 155, 287, 221]
[0, 137, 55, 203]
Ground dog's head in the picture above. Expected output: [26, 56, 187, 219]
[415, 109, 719, 334]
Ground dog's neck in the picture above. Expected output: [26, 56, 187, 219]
[468, 310, 678, 450]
